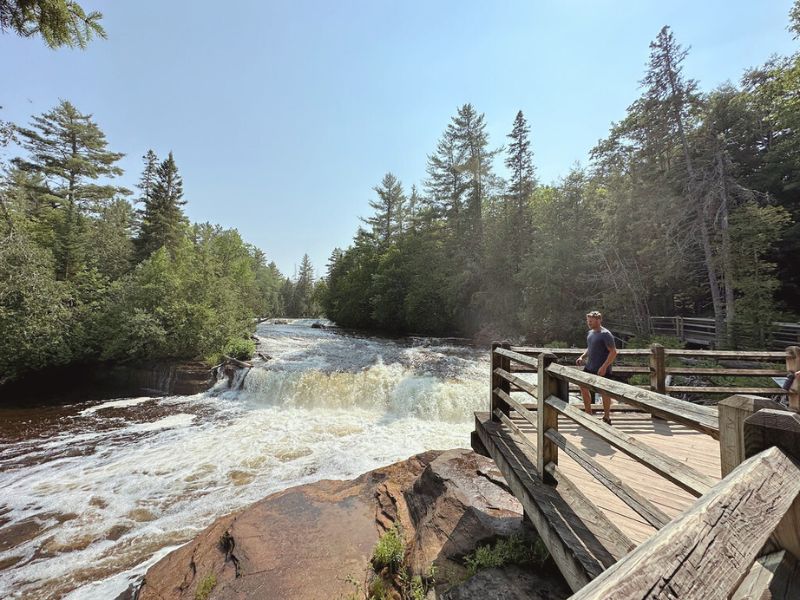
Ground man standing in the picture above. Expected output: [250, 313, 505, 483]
[576, 310, 618, 425]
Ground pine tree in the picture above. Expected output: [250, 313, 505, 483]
[361, 172, 406, 244]
[451, 103, 500, 256]
[138, 150, 159, 205]
[0, 0, 105, 48]
[425, 125, 466, 230]
[294, 254, 316, 316]
[13, 100, 127, 279]
[505, 111, 536, 218]
[135, 152, 187, 260]
[405, 185, 421, 233]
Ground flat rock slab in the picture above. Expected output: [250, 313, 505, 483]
[136, 449, 567, 600]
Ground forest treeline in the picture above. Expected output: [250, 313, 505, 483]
[324, 18, 800, 348]
[0, 100, 326, 384]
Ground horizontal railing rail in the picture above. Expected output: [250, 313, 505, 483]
[482, 342, 800, 598]
[503, 343, 791, 404]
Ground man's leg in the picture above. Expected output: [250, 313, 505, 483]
[580, 386, 593, 414]
[600, 392, 612, 423]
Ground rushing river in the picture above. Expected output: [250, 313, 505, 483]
[0, 320, 488, 599]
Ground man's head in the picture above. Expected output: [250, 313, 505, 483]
[586, 310, 602, 329]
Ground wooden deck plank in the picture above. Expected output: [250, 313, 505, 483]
[474, 412, 624, 592]
[501, 409, 722, 547]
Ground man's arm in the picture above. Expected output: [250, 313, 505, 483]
[576, 348, 588, 366]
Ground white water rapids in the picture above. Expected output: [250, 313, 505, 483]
[0, 320, 489, 599]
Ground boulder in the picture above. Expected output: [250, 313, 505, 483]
[136, 449, 568, 600]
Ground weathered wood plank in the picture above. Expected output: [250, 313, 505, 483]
[538, 353, 566, 480]
[494, 409, 537, 456]
[718, 395, 787, 477]
[511, 347, 651, 357]
[547, 362, 720, 438]
[744, 409, 800, 561]
[544, 462, 636, 558]
[494, 388, 537, 429]
[494, 367, 538, 398]
[666, 367, 787, 376]
[568, 446, 800, 600]
[494, 347, 539, 370]
[544, 428, 670, 529]
[546, 395, 715, 497]
[474, 413, 612, 591]
[664, 349, 785, 359]
[520, 402, 645, 413]
[731, 551, 800, 600]
[668, 386, 787, 395]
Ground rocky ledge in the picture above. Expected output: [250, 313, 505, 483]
[134, 449, 569, 600]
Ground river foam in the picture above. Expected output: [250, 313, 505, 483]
[0, 320, 489, 599]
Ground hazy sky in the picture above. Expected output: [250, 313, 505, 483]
[1, 1, 796, 276]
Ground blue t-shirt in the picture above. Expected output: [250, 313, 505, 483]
[586, 327, 615, 373]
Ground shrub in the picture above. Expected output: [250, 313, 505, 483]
[224, 337, 256, 361]
[371, 526, 404, 573]
[464, 534, 548, 577]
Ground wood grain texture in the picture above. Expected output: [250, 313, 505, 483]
[546, 395, 715, 497]
[718, 396, 786, 477]
[568, 447, 800, 600]
[545, 428, 670, 529]
[547, 362, 720, 438]
[731, 551, 800, 600]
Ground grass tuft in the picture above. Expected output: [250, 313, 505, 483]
[195, 573, 217, 600]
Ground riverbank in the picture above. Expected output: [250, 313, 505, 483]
[134, 449, 569, 600]
[0, 360, 217, 407]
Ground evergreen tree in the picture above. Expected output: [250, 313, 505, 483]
[137, 149, 159, 205]
[425, 125, 466, 229]
[135, 151, 187, 259]
[13, 100, 127, 279]
[451, 103, 500, 255]
[361, 173, 406, 244]
[0, 0, 104, 48]
[505, 110, 536, 219]
[293, 253, 315, 316]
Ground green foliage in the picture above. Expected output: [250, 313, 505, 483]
[371, 526, 404, 573]
[463, 534, 548, 577]
[195, 574, 217, 600]
[0, 102, 288, 385]
[0, 0, 105, 48]
[0, 230, 71, 383]
[224, 338, 255, 361]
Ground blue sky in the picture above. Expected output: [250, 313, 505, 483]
[1, 1, 796, 276]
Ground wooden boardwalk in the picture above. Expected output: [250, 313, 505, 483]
[503, 406, 721, 545]
[473, 344, 800, 599]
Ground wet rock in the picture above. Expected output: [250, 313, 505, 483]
[136, 449, 566, 600]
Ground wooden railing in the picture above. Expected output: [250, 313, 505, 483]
[501, 343, 793, 407]
[485, 343, 800, 598]
[608, 316, 800, 349]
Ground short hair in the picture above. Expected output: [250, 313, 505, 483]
[586, 310, 603, 319]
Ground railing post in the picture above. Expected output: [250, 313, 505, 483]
[744, 408, 800, 560]
[786, 346, 800, 413]
[490, 342, 501, 422]
[537, 352, 567, 483]
[649, 343, 666, 395]
[490, 341, 511, 422]
[718, 395, 786, 477]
